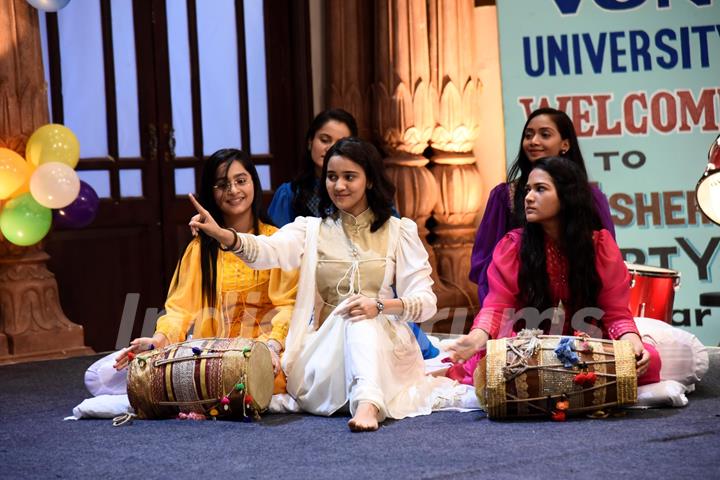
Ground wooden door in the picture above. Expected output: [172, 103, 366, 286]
[39, 0, 311, 352]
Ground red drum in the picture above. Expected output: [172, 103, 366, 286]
[625, 263, 681, 323]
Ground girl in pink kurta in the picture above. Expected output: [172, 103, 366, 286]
[470, 108, 616, 307]
[447, 157, 661, 386]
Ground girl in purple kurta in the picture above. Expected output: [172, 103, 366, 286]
[470, 108, 615, 305]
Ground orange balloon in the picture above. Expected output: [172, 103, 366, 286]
[9, 162, 35, 199]
[0, 148, 30, 199]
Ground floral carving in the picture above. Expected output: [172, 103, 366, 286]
[431, 78, 482, 153]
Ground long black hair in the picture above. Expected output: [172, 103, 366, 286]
[508, 108, 588, 228]
[291, 108, 358, 217]
[318, 137, 395, 232]
[176, 148, 273, 310]
[518, 157, 602, 314]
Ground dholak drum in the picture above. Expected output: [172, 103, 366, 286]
[625, 263, 681, 322]
[475, 332, 637, 419]
[127, 337, 274, 420]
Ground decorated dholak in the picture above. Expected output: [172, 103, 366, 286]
[475, 330, 637, 420]
[127, 337, 274, 420]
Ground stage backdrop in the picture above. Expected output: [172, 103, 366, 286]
[496, 0, 720, 345]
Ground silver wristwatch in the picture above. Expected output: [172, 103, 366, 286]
[376, 299, 384, 313]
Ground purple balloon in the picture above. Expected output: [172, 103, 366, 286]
[53, 181, 99, 229]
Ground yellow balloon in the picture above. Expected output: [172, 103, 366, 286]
[0, 148, 30, 199]
[26, 123, 80, 168]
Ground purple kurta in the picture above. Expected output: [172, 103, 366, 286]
[469, 182, 615, 305]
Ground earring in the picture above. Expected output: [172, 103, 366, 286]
[560, 149, 567, 155]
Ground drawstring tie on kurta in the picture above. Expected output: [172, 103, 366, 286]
[336, 259, 362, 297]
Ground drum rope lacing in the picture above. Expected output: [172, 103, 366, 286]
[128, 339, 262, 421]
[500, 332, 624, 406]
[502, 329, 543, 382]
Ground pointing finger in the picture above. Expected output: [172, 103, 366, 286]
[188, 193, 207, 215]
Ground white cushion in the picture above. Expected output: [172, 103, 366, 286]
[634, 317, 709, 386]
[636, 380, 689, 407]
[67, 394, 133, 420]
[84, 351, 128, 396]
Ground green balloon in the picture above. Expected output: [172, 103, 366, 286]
[0, 192, 52, 246]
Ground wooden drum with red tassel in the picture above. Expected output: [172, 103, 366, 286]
[475, 331, 637, 420]
[127, 337, 274, 420]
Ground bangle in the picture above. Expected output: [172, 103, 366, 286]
[219, 228, 239, 251]
[267, 340, 282, 355]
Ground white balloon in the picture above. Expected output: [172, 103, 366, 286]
[26, 0, 71, 12]
[30, 162, 80, 209]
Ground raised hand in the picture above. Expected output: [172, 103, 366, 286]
[114, 332, 168, 370]
[187, 194, 235, 248]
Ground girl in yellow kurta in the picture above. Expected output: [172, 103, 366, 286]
[112, 149, 298, 393]
[155, 222, 294, 347]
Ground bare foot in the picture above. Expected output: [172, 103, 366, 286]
[348, 402, 380, 432]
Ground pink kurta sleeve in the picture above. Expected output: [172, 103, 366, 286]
[594, 229, 639, 339]
[471, 229, 523, 339]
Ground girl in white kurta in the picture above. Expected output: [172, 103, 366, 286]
[189, 137, 463, 431]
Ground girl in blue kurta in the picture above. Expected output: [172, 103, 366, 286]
[268, 108, 358, 227]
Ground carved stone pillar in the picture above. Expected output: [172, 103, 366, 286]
[371, 0, 438, 224]
[430, 153, 483, 305]
[0, 0, 92, 363]
[324, 0, 485, 326]
[0, 243, 92, 361]
[372, 0, 435, 159]
[372, 0, 448, 290]
[384, 156, 438, 247]
[427, 0, 483, 307]
[326, 0, 374, 138]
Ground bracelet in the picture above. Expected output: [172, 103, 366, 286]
[266, 340, 282, 356]
[219, 228, 239, 251]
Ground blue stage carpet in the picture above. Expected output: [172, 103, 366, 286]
[1, 352, 718, 479]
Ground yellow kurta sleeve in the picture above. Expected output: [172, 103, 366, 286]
[259, 266, 299, 348]
[254, 222, 299, 348]
[154, 239, 203, 344]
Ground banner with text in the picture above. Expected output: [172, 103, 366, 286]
[496, 0, 720, 344]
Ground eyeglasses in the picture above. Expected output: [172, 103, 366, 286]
[213, 177, 249, 192]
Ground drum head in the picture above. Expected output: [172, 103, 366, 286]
[245, 342, 274, 411]
[696, 169, 720, 225]
[473, 355, 487, 408]
[625, 262, 679, 277]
